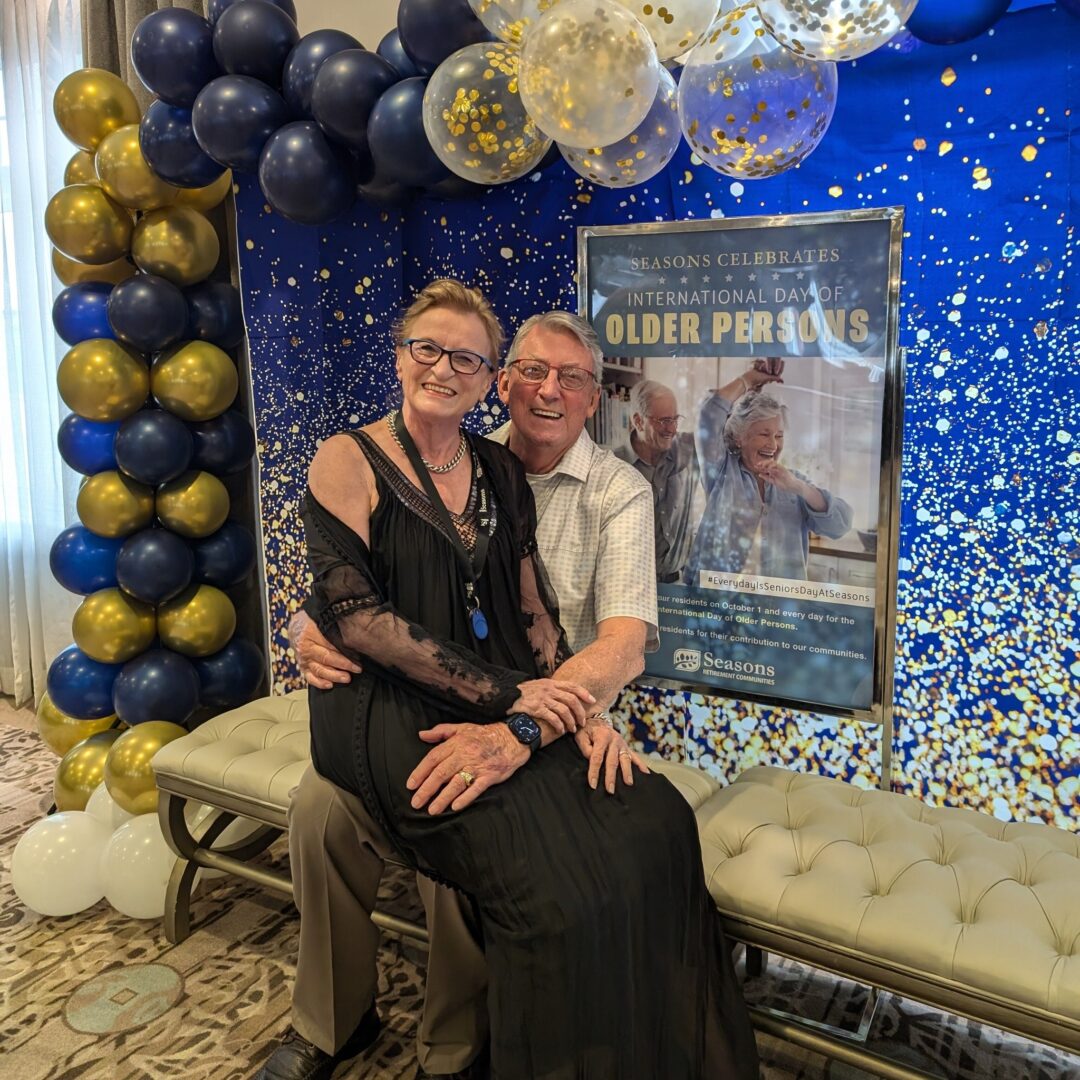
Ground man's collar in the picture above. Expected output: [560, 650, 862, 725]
[491, 421, 594, 481]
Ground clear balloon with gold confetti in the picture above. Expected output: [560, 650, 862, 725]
[558, 65, 679, 188]
[467, 0, 556, 44]
[422, 42, 552, 185]
[613, 0, 719, 61]
[754, 0, 918, 62]
[678, 4, 838, 180]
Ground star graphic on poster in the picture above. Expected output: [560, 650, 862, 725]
[658, 276, 666, 285]
[702, 275, 711, 283]
[725, 274, 733, 282]
[680, 276, 688, 284]
[772, 272, 780, 281]
[796, 271, 805, 280]
[748, 273, 757, 282]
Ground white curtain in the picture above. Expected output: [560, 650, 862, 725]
[0, 0, 83, 705]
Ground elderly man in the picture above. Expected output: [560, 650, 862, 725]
[258, 311, 657, 1080]
[616, 379, 701, 583]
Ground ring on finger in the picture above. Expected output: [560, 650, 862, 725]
[459, 770, 475, 788]
[618, 750, 631, 759]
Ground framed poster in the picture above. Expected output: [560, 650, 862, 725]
[578, 208, 904, 722]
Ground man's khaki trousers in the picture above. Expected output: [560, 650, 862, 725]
[287, 766, 489, 1074]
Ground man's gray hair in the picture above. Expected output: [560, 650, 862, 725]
[724, 390, 787, 453]
[506, 311, 604, 381]
[629, 379, 674, 419]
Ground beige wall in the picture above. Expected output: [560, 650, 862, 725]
[294, 0, 401, 48]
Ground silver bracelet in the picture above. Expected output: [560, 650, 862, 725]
[586, 711, 613, 727]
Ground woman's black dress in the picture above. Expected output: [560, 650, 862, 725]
[303, 430, 758, 1080]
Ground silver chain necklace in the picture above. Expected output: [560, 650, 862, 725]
[386, 411, 468, 474]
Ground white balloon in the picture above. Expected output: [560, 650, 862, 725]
[11, 812, 111, 916]
[613, 0, 719, 61]
[754, 0, 919, 62]
[100, 812, 177, 919]
[85, 782, 135, 831]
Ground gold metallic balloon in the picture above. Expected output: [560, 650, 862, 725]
[77, 470, 155, 538]
[131, 206, 220, 287]
[54, 68, 141, 152]
[174, 170, 234, 212]
[156, 471, 230, 538]
[65, 149, 99, 186]
[104, 721, 187, 816]
[52, 248, 136, 287]
[46, 183, 134, 265]
[95, 124, 179, 211]
[72, 588, 157, 664]
[57, 338, 149, 422]
[157, 585, 237, 657]
[36, 692, 118, 757]
[54, 730, 122, 811]
[151, 341, 238, 421]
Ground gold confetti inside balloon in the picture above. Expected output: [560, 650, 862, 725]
[77, 471, 156, 538]
[612, 0, 718, 61]
[45, 183, 134, 265]
[755, 0, 918, 62]
[104, 721, 187, 815]
[53, 68, 140, 152]
[467, 0, 553, 44]
[519, 0, 660, 149]
[55, 730, 122, 811]
[52, 248, 136, 287]
[37, 693, 118, 757]
[151, 341, 238, 421]
[65, 149, 99, 186]
[73, 588, 157, 664]
[174, 170, 234, 212]
[678, 5, 838, 180]
[131, 206, 220, 287]
[157, 585, 236, 657]
[559, 65, 679, 187]
[95, 124, 179, 211]
[57, 339, 149, 422]
[422, 43, 552, 185]
[156, 471, 230, 538]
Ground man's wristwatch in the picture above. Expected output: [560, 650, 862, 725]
[505, 713, 542, 754]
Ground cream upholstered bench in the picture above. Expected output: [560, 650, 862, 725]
[151, 691, 720, 946]
[697, 765, 1080, 1079]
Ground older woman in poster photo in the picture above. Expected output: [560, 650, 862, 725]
[683, 359, 853, 584]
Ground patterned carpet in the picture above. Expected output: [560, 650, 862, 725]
[2, 708, 1078, 1080]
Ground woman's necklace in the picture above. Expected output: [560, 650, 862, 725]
[386, 411, 467, 473]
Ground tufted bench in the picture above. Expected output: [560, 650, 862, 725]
[697, 765, 1080, 1078]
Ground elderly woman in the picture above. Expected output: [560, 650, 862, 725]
[303, 279, 757, 1080]
[684, 360, 852, 583]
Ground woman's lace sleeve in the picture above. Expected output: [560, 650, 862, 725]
[303, 492, 527, 721]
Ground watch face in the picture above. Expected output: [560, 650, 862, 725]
[509, 713, 541, 747]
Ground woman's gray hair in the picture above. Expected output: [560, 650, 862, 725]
[506, 311, 604, 381]
[724, 390, 787, 453]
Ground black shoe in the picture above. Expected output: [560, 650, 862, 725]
[255, 1006, 381, 1080]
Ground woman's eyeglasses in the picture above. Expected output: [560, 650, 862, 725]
[507, 359, 597, 392]
[403, 338, 494, 375]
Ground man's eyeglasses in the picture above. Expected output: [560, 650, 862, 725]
[648, 414, 684, 430]
[403, 338, 494, 375]
[507, 359, 597, 392]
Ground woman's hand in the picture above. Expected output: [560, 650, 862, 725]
[745, 358, 784, 391]
[757, 463, 828, 510]
[574, 718, 650, 794]
[509, 679, 595, 735]
[289, 609, 363, 689]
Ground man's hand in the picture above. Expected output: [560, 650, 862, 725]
[289, 609, 362, 689]
[407, 723, 529, 815]
[574, 718, 650, 794]
[509, 678, 595, 735]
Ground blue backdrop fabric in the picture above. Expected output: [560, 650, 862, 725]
[235, 5, 1079, 827]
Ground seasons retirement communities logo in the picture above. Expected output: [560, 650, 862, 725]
[674, 648, 702, 673]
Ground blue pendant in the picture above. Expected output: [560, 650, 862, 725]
[470, 607, 489, 640]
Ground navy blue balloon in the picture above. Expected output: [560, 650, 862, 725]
[52, 283, 114, 345]
[283, 29, 362, 119]
[207, 0, 297, 26]
[50, 527, 123, 594]
[191, 522, 257, 587]
[358, 174, 417, 210]
[113, 647, 201, 727]
[140, 100, 227, 188]
[1063, 0, 1080, 18]
[213, 0, 299, 87]
[311, 49, 399, 154]
[58, 414, 120, 475]
[397, 0, 489, 75]
[115, 410, 194, 486]
[258, 121, 355, 225]
[192, 75, 290, 173]
[368, 78, 449, 189]
[193, 638, 266, 707]
[48, 646, 122, 719]
[189, 411, 255, 475]
[427, 173, 488, 201]
[906, 0, 1011, 44]
[376, 29, 420, 79]
[116, 528, 194, 605]
[131, 8, 220, 108]
[107, 273, 189, 353]
[185, 281, 245, 349]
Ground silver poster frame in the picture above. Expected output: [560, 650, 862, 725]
[577, 208, 905, 789]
